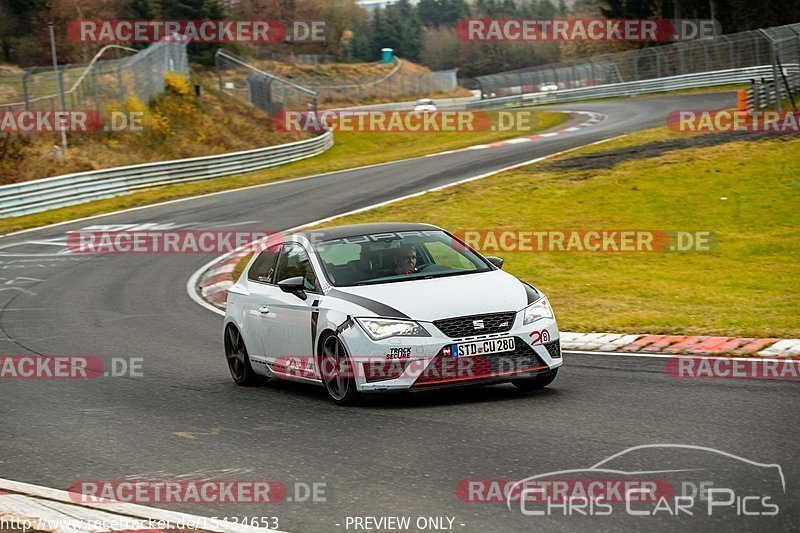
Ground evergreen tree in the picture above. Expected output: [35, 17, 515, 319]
[418, 0, 470, 27]
[160, 0, 226, 65]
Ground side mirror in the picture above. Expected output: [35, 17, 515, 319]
[486, 256, 504, 269]
[278, 276, 307, 300]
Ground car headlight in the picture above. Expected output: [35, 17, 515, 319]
[355, 317, 431, 341]
[522, 297, 554, 325]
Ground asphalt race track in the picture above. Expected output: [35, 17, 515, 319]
[2, 92, 797, 532]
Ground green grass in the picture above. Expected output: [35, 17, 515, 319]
[0, 110, 566, 235]
[310, 127, 800, 338]
[232, 256, 249, 283]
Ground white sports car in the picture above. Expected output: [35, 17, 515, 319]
[224, 223, 562, 405]
[413, 99, 437, 113]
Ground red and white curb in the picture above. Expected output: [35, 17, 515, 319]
[198, 250, 251, 308]
[425, 111, 605, 156]
[560, 332, 800, 357]
[0, 478, 285, 533]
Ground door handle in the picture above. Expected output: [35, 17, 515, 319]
[258, 306, 270, 314]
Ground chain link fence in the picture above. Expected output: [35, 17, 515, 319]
[476, 23, 800, 101]
[758, 24, 800, 110]
[307, 64, 458, 104]
[0, 40, 189, 116]
[215, 49, 318, 116]
[216, 49, 458, 114]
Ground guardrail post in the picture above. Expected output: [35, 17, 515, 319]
[22, 70, 30, 111]
[752, 81, 760, 110]
[720, 36, 734, 68]
[772, 46, 781, 112]
[91, 67, 100, 113]
[116, 64, 125, 101]
[654, 48, 662, 78]
[790, 26, 800, 75]
[215, 49, 224, 91]
[759, 29, 781, 111]
[754, 33, 761, 63]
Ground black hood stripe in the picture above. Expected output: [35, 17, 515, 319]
[520, 281, 541, 305]
[328, 289, 410, 319]
[310, 300, 320, 357]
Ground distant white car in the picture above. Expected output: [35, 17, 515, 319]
[224, 223, 562, 405]
[413, 99, 437, 113]
[540, 83, 559, 92]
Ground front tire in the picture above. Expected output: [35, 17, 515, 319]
[321, 335, 362, 406]
[225, 325, 258, 386]
[512, 368, 558, 391]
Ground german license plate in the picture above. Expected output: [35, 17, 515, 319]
[449, 337, 516, 357]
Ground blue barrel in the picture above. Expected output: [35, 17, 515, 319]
[381, 48, 393, 64]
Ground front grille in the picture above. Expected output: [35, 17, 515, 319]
[433, 312, 516, 338]
[544, 340, 561, 359]
[413, 337, 548, 387]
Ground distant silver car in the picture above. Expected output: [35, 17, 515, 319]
[223, 223, 562, 405]
[413, 99, 437, 113]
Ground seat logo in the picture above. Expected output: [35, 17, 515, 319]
[473, 320, 485, 329]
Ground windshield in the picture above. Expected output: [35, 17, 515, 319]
[315, 230, 491, 286]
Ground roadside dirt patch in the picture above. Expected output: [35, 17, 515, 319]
[547, 132, 798, 171]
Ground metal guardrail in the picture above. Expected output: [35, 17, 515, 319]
[347, 66, 794, 111]
[459, 66, 798, 109]
[0, 131, 333, 218]
[746, 69, 800, 111]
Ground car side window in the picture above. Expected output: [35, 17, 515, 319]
[275, 244, 319, 292]
[247, 244, 282, 283]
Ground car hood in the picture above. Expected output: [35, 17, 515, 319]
[333, 270, 532, 322]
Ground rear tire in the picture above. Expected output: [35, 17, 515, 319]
[225, 325, 259, 386]
[321, 335, 362, 406]
[512, 368, 558, 391]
